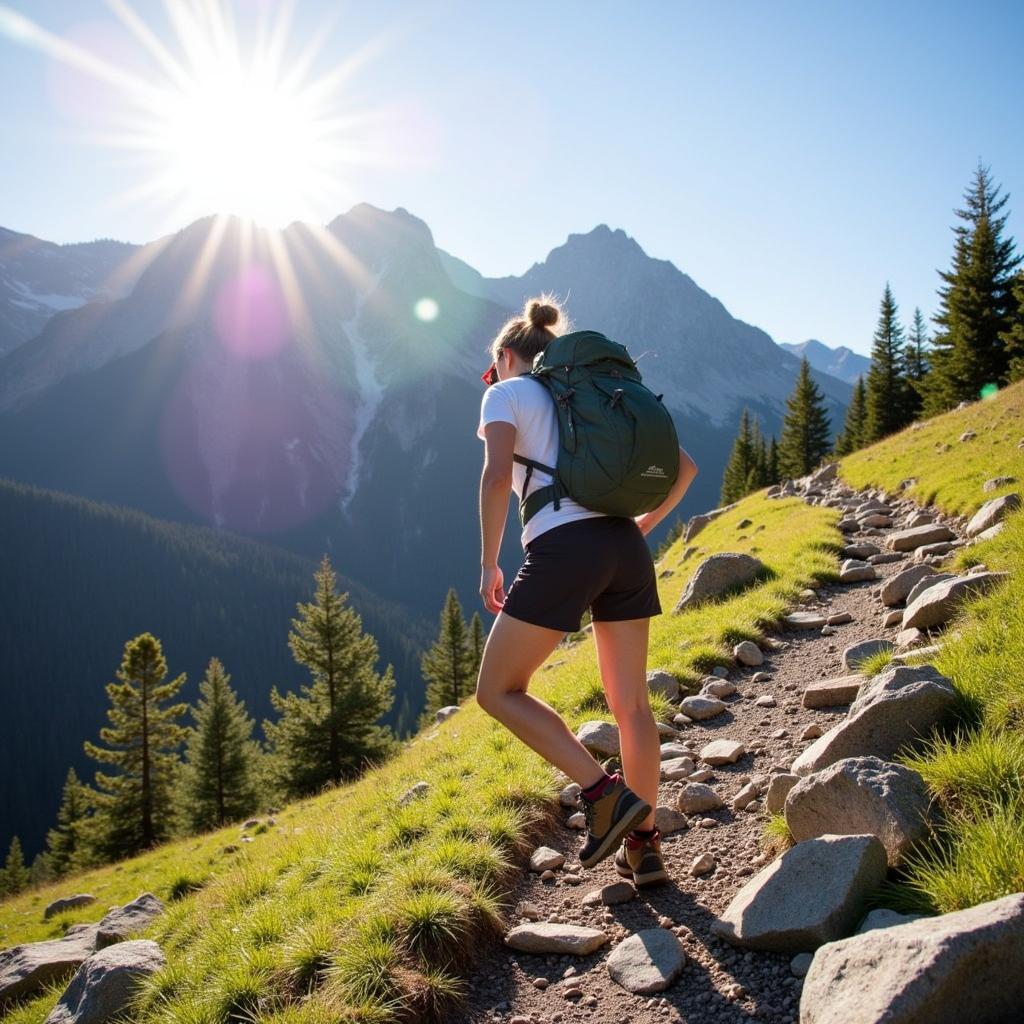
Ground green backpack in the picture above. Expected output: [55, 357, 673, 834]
[512, 330, 680, 527]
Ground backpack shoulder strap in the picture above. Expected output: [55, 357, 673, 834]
[508, 370, 564, 525]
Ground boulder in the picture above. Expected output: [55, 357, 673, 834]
[646, 670, 680, 700]
[765, 773, 799, 814]
[677, 783, 724, 814]
[886, 524, 957, 552]
[842, 639, 893, 672]
[529, 846, 565, 872]
[802, 675, 862, 709]
[975, 522, 1006, 541]
[683, 502, 737, 542]
[880, 564, 940, 607]
[710, 834, 888, 953]
[733, 640, 764, 666]
[965, 493, 1020, 537]
[902, 572, 1010, 630]
[674, 552, 766, 611]
[839, 560, 877, 583]
[0, 928, 99, 1006]
[792, 668, 955, 777]
[856, 908, 926, 934]
[800, 892, 1024, 1024]
[784, 757, 933, 866]
[435, 705, 459, 722]
[903, 572, 956, 609]
[94, 894, 164, 949]
[504, 922, 608, 956]
[45, 940, 166, 1024]
[605, 929, 687, 994]
[44, 895, 97, 921]
[842, 543, 881, 559]
[576, 720, 620, 757]
[784, 612, 828, 630]
[660, 756, 695, 781]
[982, 475, 1016, 492]
[848, 664, 952, 716]
[679, 695, 726, 721]
[700, 739, 746, 765]
[911, 541, 956, 562]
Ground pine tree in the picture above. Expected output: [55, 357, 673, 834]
[777, 357, 833, 478]
[766, 436, 780, 485]
[0, 837, 30, 896]
[904, 307, 930, 420]
[836, 376, 868, 455]
[748, 418, 769, 492]
[863, 284, 910, 442]
[82, 632, 188, 860]
[263, 555, 397, 799]
[45, 767, 90, 876]
[421, 588, 475, 725]
[1000, 270, 1024, 382]
[720, 408, 757, 503]
[182, 658, 260, 832]
[468, 612, 486, 681]
[919, 163, 1021, 413]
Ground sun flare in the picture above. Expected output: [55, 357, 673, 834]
[0, 0, 383, 229]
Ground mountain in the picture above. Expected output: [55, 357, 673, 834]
[0, 227, 164, 357]
[0, 475, 432, 861]
[0, 207, 851, 622]
[779, 338, 871, 385]
[438, 228, 852, 427]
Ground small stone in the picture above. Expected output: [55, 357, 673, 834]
[790, 951, 814, 977]
[826, 611, 854, 625]
[698, 817, 719, 828]
[755, 695, 776, 707]
[530, 846, 566, 873]
[691, 853, 716, 876]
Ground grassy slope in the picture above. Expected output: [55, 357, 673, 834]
[839, 380, 1024, 914]
[0, 495, 841, 1023]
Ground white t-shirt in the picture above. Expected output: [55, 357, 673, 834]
[477, 375, 610, 548]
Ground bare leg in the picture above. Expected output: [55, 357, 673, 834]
[592, 617, 658, 830]
[475, 611, 607, 788]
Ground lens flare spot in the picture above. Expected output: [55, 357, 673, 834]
[980, 382, 999, 400]
[414, 297, 439, 322]
[213, 264, 290, 359]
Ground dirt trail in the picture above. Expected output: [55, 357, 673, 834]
[453, 481, 969, 1024]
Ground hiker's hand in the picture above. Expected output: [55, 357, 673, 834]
[634, 513, 654, 536]
[481, 565, 506, 614]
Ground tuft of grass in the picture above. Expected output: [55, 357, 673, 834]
[761, 813, 794, 857]
[857, 648, 896, 677]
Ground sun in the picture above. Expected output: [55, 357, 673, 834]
[155, 63, 340, 227]
[0, 0, 383, 229]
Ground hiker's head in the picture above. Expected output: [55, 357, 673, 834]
[488, 294, 568, 381]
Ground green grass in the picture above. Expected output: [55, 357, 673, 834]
[832, 380, 1024, 914]
[839, 378, 1024, 515]
[0, 485, 841, 1023]
[761, 813, 794, 856]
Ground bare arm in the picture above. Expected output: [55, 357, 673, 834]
[634, 445, 698, 536]
[479, 421, 516, 612]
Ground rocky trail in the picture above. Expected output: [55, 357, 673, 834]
[453, 466, 1020, 1024]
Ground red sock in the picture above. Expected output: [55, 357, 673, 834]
[581, 771, 616, 801]
[626, 826, 659, 848]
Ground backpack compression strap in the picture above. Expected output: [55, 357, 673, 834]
[512, 454, 562, 526]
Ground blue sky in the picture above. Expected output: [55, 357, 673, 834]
[1, 1, 1022, 355]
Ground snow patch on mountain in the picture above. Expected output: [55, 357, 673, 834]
[338, 269, 386, 516]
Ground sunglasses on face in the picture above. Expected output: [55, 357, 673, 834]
[481, 347, 503, 386]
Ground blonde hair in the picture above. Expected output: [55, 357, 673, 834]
[489, 293, 570, 366]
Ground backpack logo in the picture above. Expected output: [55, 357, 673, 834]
[641, 464, 667, 478]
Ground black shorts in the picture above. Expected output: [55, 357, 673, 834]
[500, 515, 662, 634]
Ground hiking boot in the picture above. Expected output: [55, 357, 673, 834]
[614, 827, 669, 887]
[577, 772, 652, 869]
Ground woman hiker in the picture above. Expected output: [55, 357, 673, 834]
[475, 295, 698, 886]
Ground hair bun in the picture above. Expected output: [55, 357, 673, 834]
[527, 300, 560, 330]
